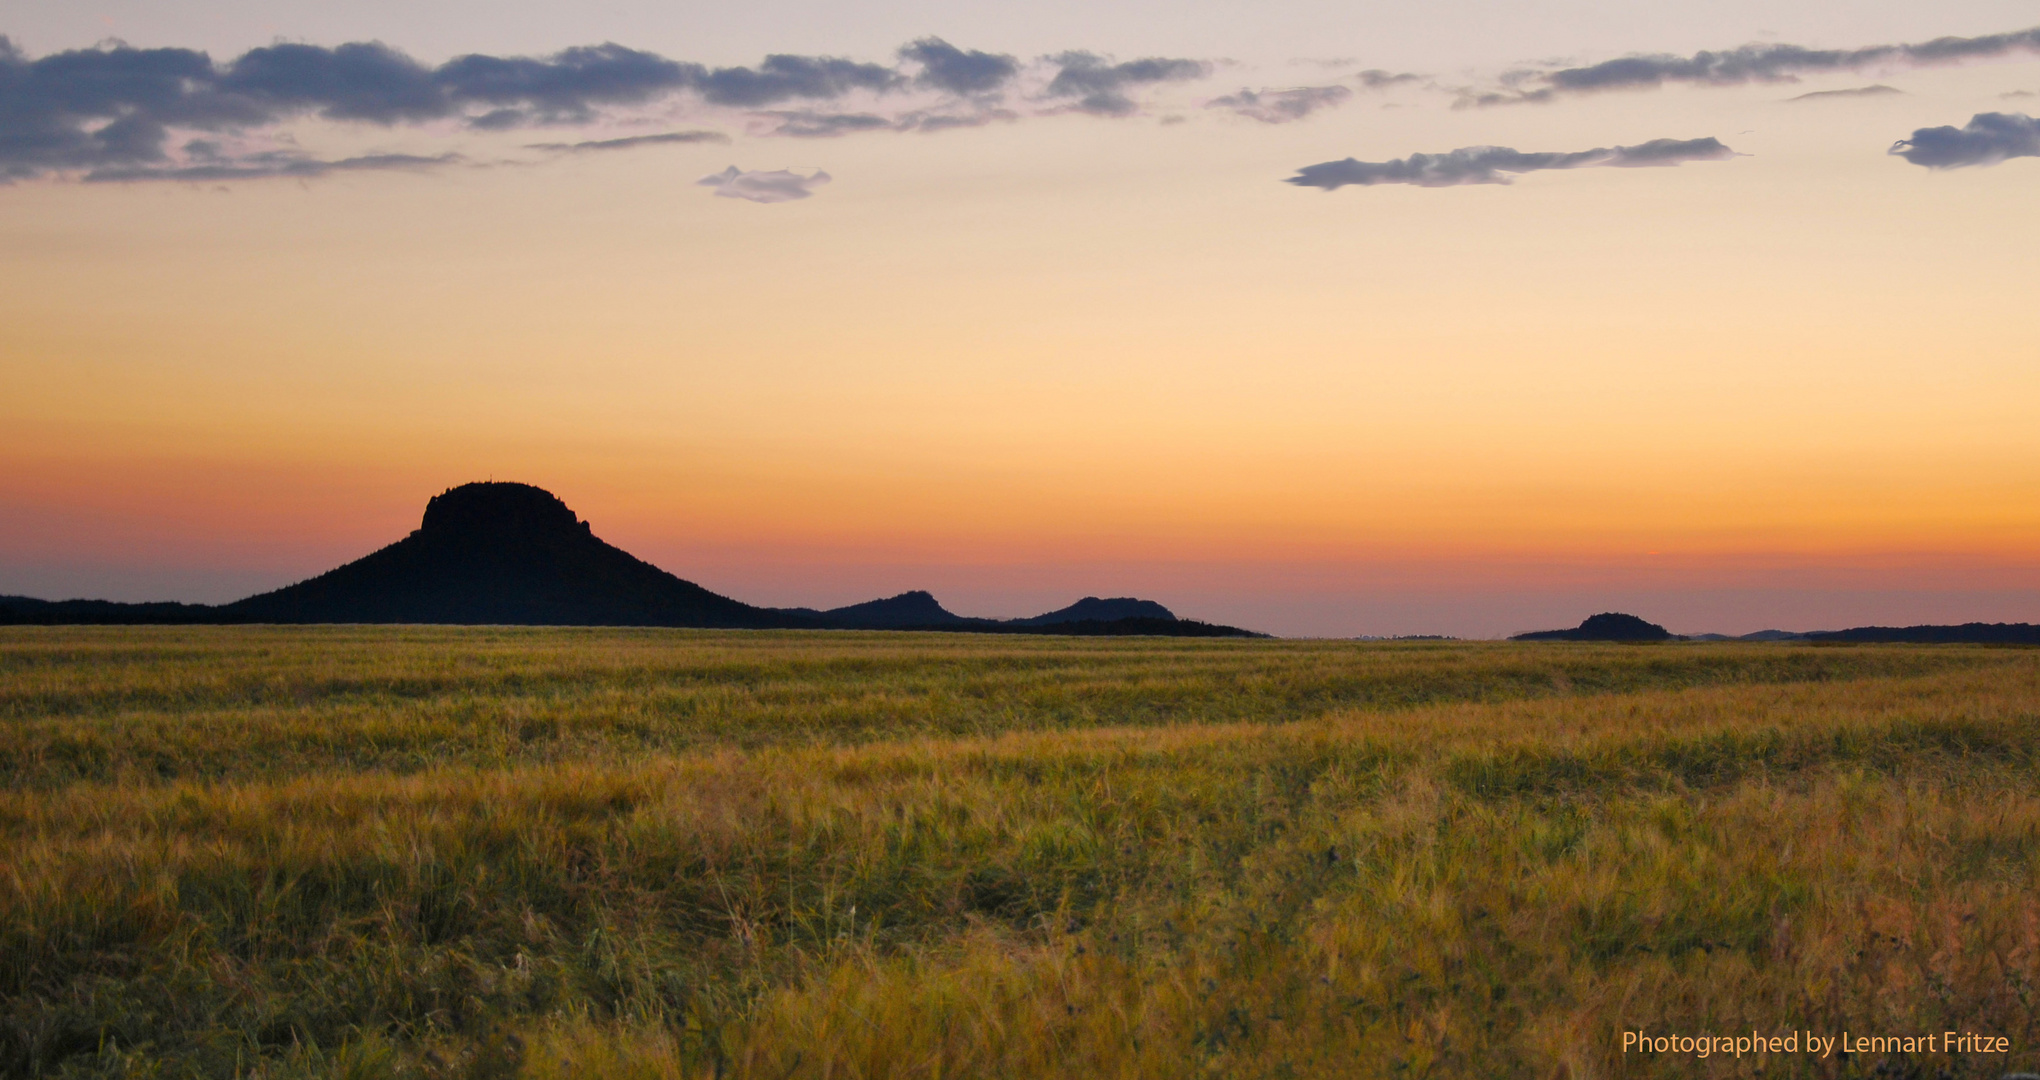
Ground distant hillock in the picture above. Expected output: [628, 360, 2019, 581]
[1513, 612, 1675, 642]
[1805, 622, 2040, 645]
[809, 590, 977, 628]
[1014, 596, 1175, 626]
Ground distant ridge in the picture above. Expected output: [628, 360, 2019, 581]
[1, 482, 1260, 637]
[1804, 622, 2040, 645]
[1512, 613, 1674, 642]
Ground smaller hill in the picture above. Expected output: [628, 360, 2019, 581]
[1513, 612, 1675, 642]
[816, 591, 976, 628]
[1015, 596, 1175, 626]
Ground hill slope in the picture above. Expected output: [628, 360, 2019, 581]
[221, 483, 806, 628]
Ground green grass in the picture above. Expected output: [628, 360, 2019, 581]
[3, 627, 2037, 1078]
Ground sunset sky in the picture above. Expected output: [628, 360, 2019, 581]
[4, 0, 2038, 636]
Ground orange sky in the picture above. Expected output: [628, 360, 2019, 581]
[3, 27, 2038, 635]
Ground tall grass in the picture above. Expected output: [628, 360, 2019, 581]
[2, 628, 2035, 1077]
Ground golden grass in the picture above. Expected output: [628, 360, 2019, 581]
[2, 627, 2036, 1077]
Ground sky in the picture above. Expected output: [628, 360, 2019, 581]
[3, 0, 2038, 637]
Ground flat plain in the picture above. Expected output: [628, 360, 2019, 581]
[4, 627, 2037, 1078]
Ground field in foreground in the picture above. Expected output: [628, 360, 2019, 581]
[3, 628, 2038, 1079]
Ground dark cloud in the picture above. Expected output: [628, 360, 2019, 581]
[1043, 52, 1211, 116]
[221, 41, 448, 123]
[2003, 89, 2037, 99]
[525, 130, 728, 151]
[696, 164, 830, 202]
[1787, 84, 1902, 101]
[1285, 137, 1737, 189]
[1466, 25, 2040, 106]
[0, 34, 1216, 181]
[692, 55, 900, 107]
[436, 43, 698, 122]
[898, 38, 1018, 95]
[1207, 86, 1351, 123]
[1889, 111, 2040, 167]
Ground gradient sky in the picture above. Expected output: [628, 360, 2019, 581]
[4, 0, 2039, 636]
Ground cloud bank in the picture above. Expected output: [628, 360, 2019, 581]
[696, 164, 830, 202]
[1285, 137, 1737, 189]
[1890, 112, 2040, 167]
[0, 34, 1209, 181]
[1464, 25, 2040, 106]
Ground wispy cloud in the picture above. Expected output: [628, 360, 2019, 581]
[696, 164, 831, 202]
[1285, 137, 1737, 189]
[753, 111, 895, 138]
[1207, 86, 1352, 123]
[526, 130, 728, 152]
[84, 151, 462, 183]
[1787, 84, 1902, 101]
[1462, 25, 2040, 106]
[1890, 112, 2040, 167]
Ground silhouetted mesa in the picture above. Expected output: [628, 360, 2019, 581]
[223, 482, 805, 627]
[1512, 612, 1675, 641]
[1, 482, 1262, 635]
[1804, 622, 2040, 645]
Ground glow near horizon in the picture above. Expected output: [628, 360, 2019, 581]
[2, 0, 2038, 636]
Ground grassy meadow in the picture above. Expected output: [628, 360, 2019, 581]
[3, 627, 2038, 1078]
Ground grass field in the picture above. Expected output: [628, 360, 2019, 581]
[4, 627, 2037, 1078]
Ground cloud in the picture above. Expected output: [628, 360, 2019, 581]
[696, 164, 830, 202]
[1285, 137, 1737, 189]
[1787, 84, 1902, 101]
[85, 151, 461, 182]
[0, 36, 904, 180]
[692, 54, 900, 107]
[1207, 86, 1352, 123]
[1043, 51, 1211, 116]
[0, 34, 1213, 181]
[525, 130, 728, 151]
[754, 110, 894, 137]
[1355, 70, 1424, 89]
[435, 43, 698, 124]
[1889, 111, 2040, 167]
[898, 38, 1018, 95]
[2003, 89, 2037, 99]
[1465, 25, 2040, 106]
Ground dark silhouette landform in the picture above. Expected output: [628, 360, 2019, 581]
[0, 482, 1263, 636]
[1803, 622, 2040, 645]
[1517, 613, 2040, 645]
[1512, 612, 1676, 641]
